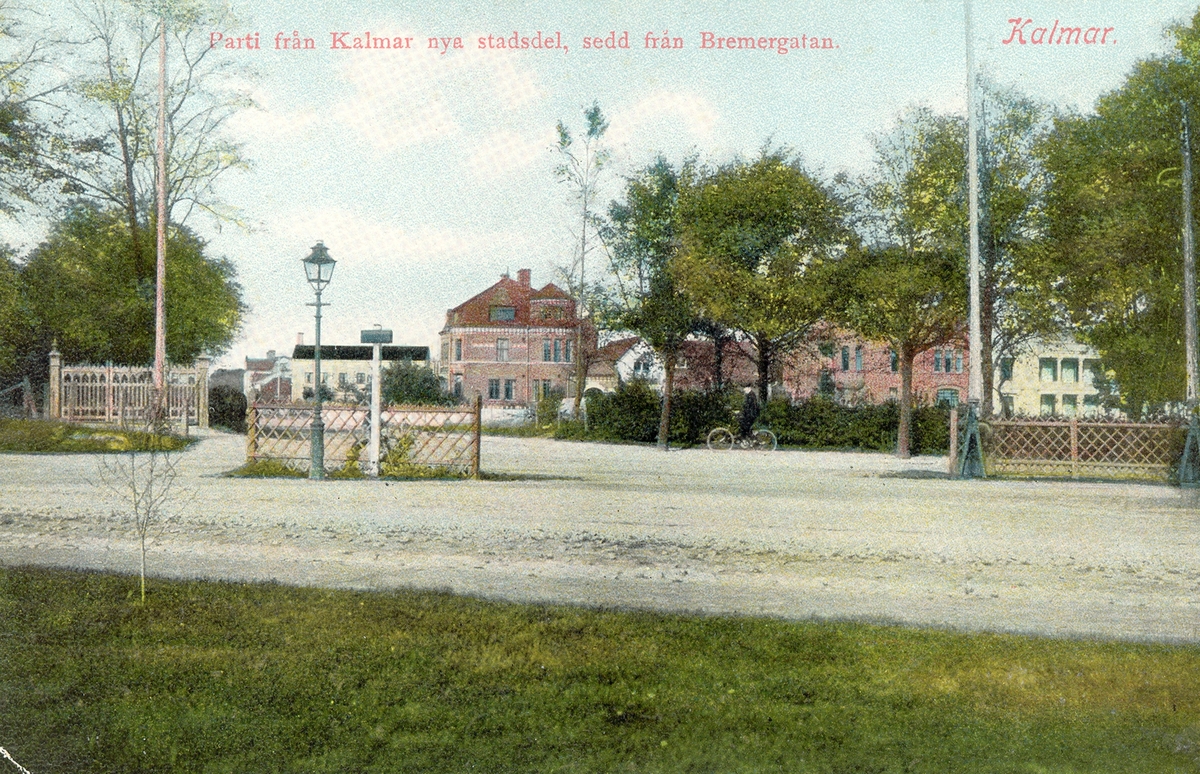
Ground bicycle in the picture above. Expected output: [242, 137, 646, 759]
[706, 426, 777, 451]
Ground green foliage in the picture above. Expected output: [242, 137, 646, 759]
[674, 149, 853, 399]
[5, 566, 1200, 773]
[535, 386, 564, 427]
[380, 360, 455, 406]
[0, 251, 30, 380]
[1038, 18, 1200, 414]
[0, 418, 190, 453]
[758, 397, 951, 454]
[207, 384, 247, 433]
[585, 379, 661, 443]
[20, 204, 245, 367]
[225, 458, 305, 478]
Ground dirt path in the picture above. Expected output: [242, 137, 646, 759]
[2, 431, 1198, 642]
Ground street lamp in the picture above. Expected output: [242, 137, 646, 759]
[303, 241, 336, 480]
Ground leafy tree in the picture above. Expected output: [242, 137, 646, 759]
[46, 0, 253, 260]
[207, 383, 246, 432]
[603, 156, 700, 449]
[674, 149, 852, 402]
[1038, 14, 1200, 415]
[554, 101, 610, 415]
[830, 247, 965, 458]
[20, 203, 244, 368]
[848, 96, 1058, 415]
[381, 359, 456, 406]
[0, 250, 29, 379]
[0, 2, 58, 218]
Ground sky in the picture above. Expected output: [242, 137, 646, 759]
[15, 0, 1200, 369]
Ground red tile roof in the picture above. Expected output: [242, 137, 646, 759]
[445, 273, 575, 328]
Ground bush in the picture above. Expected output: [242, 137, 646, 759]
[208, 385, 248, 432]
[585, 380, 661, 442]
[381, 360, 456, 406]
[668, 388, 734, 446]
[535, 387, 565, 427]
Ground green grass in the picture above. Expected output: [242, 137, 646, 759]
[0, 418, 192, 453]
[225, 458, 307, 478]
[1, 567, 1198, 773]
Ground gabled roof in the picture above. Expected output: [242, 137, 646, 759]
[593, 337, 641, 364]
[446, 273, 576, 328]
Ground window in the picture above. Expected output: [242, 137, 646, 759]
[1084, 359, 1102, 383]
[1039, 358, 1058, 382]
[453, 374, 463, 398]
[633, 354, 654, 378]
[542, 380, 552, 398]
[496, 338, 510, 362]
[553, 339, 561, 362]
[543, 339, 552, 362]
[841, 346, 850, 371]
[305, 372, 313, 384]
[1061, 358, 1079, 383]
[854, 345, 863, 372]
[936, 388, 959, 407]
[888, 387, 898, 401]
[1040, 394, 1057, 415]
[441, 342, 449, 361]
[335, 372, 346, 387]
[356, 372, 366, 384]
[933, 350, 943, 373]
[489, 306, 515, 321]
[488, 379, 500, 400]
[953, 350, 962, 373]
[889, 350, 898, 373]
[1083, 394, 1098, 415]
[455, 339, 462, 361]
[504, 379, 515, 401]
[1062, 394, 1078, 416]
[999, 358, 1014, 382]
[564, 340, 573, 363]
[1001, 395, 1015, 417]
[321, 372, 328, 384]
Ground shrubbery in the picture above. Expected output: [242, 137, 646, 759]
[576, 380, 954, 454]
[208, 384, 248, 432]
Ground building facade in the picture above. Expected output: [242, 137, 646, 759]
[290, 345, 429, 403]
[997, 339, 1105, 417]
[439, 269, 590, 408]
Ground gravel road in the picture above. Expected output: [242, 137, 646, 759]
[2, 430, 1198, 642]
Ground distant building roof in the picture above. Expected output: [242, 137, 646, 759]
[292, 345, 429, 361]
[445, 271, 575, 329]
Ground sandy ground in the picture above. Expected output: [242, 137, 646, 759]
[2, 430, 1199, 643]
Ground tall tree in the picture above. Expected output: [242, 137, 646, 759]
[850, 95, 1058, 415]
[21, 203, 244, 367]
[674, 149, 852, 402]
[0, 249, 29, 379]
[830, 247, 965, 457]
[554, 101, 610, 416]
[603, 156, 699, 449]
[1039, 13, 1200, 415]
[46, 0, 252, 263]
[0, 2, 60, 217]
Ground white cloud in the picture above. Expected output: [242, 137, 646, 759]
[466, 127, 556, 179]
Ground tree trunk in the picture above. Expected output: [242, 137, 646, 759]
[898, 343, 914, 459]
[755, 335, 771, 404]
[713, 331, 727, 390]
[657, 351, 675, 450]
[980, 268, 996, 417]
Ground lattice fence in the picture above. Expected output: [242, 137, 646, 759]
[60, 365, 200, 427]
[247, 402, 481, 476]
[982, 418, 1186, 482]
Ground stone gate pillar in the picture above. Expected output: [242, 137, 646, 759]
[48, 346, 61, 420]
[196, 355, 210, 429]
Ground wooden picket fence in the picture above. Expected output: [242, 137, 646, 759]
[247, 400, 481, 476]
[981, 417, 1186, 482]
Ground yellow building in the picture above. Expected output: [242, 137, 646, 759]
[997, 339, 1106, 417]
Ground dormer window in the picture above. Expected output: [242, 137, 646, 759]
[489, 306, 515, 321]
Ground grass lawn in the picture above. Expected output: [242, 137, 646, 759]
[1, 567, 1197, 773]
[0, 419, 192, 453]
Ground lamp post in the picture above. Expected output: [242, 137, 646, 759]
[303, 241, 336, 480]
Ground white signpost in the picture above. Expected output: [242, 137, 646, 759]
[361, 327, 393, 478]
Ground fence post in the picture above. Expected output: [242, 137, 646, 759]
[194, 357, 209, 429]
[472, 393, 482, 479]
[246, 404, 258, 461]
[48, 346, 61, 420]
[1070, 417, 1079, 479]
[950, 405, 960, 477]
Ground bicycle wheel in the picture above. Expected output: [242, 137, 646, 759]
[706, 427, 735, 451]
[751, 429, 777, 451]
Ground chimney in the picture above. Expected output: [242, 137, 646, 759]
[296, 332, 304, 346]
[518, 268, 531, 287]
[266, 350, 276, 361]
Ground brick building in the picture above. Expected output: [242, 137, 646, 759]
[438, 269, 592, 408]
